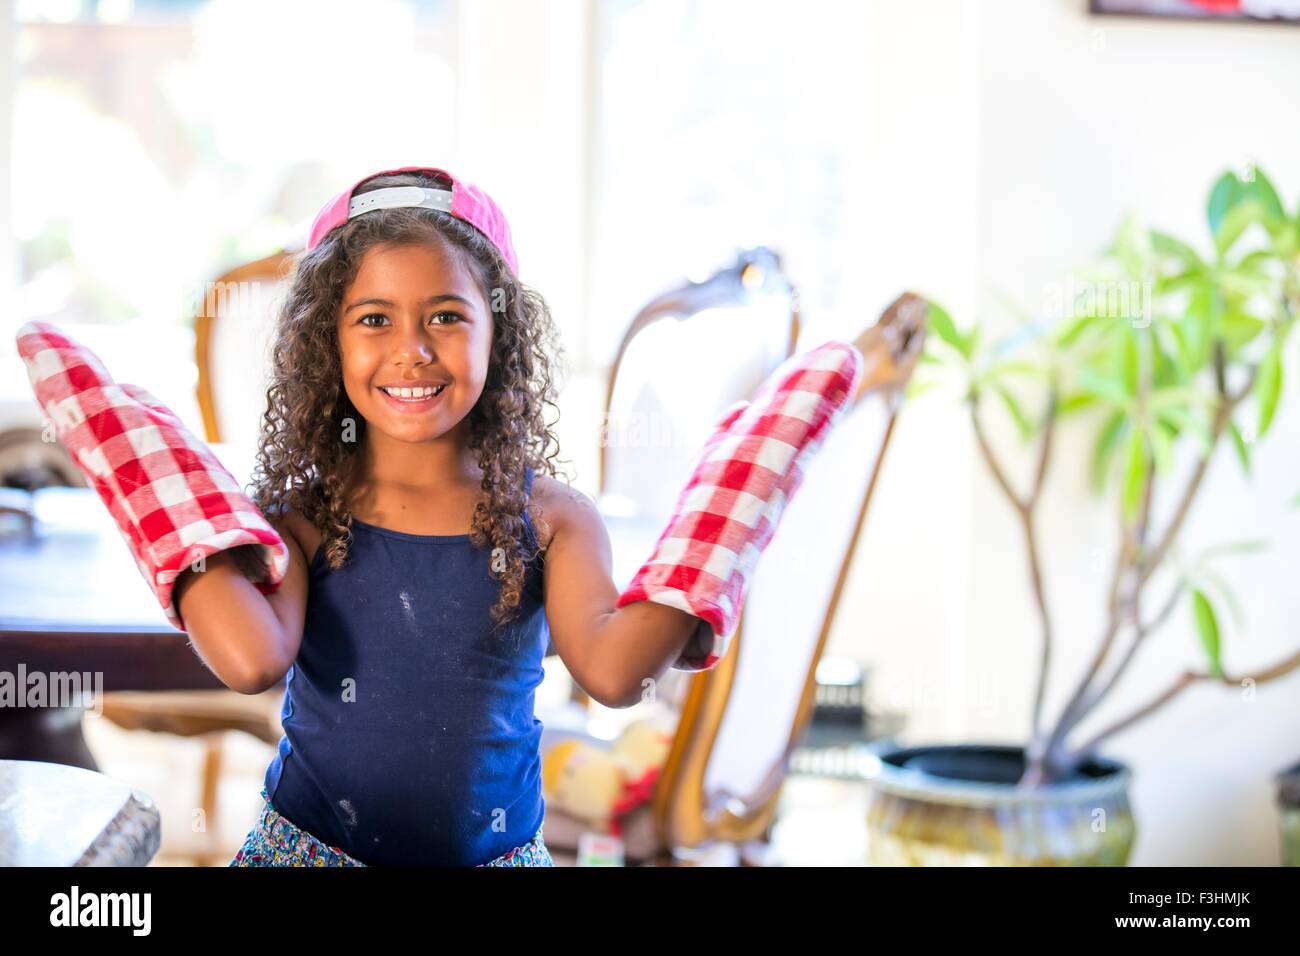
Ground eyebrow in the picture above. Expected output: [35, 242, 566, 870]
[344, 294, 476, 314]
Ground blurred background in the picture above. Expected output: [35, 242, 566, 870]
[0, 0, 1298, 867]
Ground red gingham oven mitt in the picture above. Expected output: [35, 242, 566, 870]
[15, 321, 290, 631]
[615, 340, 864, 671]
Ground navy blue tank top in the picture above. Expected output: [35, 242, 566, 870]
[263, 468, 548, 866]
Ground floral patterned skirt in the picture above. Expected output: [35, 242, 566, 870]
[229, 788, 554, 867]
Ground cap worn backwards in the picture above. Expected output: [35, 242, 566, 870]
[306, 165, 519, 277]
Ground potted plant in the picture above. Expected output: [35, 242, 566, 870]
[864, 165, 1300, 865]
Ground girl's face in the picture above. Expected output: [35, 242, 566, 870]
[337, 240, 493, 448]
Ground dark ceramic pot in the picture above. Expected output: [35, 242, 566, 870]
[1277, 760, 1300, 866]
[864, 744, 1134, 866]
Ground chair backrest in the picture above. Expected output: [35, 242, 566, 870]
[651, 296, 925, 851]
[598, 247, 799, 526]
[568, 248, 800, 701]
[195, 250, 297, 448]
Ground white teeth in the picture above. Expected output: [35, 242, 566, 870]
[382, 384, 445, 400]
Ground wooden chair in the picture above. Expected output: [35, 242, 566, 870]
[540, 292, 927, 865]
[195, 249, 298, 449]
[550, 247, 799, 713]
[98, 250, 297, 865]
[597, 245, 800, 519]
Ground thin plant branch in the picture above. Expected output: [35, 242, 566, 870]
[1036, 354, 1259, 776]
[1067, 646, 1300, 760]
[970, 389, 1057, 739]
[1074, 580, 1186, 733]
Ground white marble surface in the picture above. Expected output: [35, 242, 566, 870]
[0, 759, 160, 866]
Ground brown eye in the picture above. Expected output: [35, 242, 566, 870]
[430, 311, 463, 326]
[359, 313, 388, 328]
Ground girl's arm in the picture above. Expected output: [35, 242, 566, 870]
[540, 486, 702, 709]
[172, 514, 309, 695]
[542, 302, 928, 709]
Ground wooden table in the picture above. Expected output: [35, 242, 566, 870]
[0, 759, 160, 866]
[0, 481, 667, 770]
[0, 487, 228, 770]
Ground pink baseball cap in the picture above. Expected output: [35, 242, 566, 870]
[306, 165, 519, 277]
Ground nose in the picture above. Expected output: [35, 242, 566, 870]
[392, 322, 435, 367]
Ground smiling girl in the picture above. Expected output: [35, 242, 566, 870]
[157, 165, 903, 867]
[166, 167, 709, 866]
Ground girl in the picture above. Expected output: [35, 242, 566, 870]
[165, 165, 916, 867]
[172, 166, 708, 867]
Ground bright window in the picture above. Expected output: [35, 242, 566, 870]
[590, 0, 870, 360]
[11, 0, 457, 339]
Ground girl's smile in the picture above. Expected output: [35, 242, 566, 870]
[376, 380, 449, 413]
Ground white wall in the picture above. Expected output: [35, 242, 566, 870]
[830, 0, 1300, 865]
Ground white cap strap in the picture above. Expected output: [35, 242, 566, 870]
[347, 185, 453, 220]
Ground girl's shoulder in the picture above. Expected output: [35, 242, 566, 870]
[528, 473, 599, 552]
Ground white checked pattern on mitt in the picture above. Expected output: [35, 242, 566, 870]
[16, 321, 290, 631]
[614, 340, 864, 671]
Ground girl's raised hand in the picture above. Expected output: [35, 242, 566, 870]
[612, 340, 864, 675]
[15, 321, 290, 633]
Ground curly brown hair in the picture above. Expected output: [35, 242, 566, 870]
[248, 170, 566, 630]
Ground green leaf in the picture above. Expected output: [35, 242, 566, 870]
[1151, 319, 1180, 369]
[1184, 283, 1215, 371]
[1207, 166, 1288, 254]
[926, 301, 972, 360]
[1199, 569, 1246, 633]
[1078, 368, 1132, 408]
[1148, 385, 1202, 410]
[1191, 589, 1225, 680]
[1245, 166, 1288, 230]
[1235, 248, 1279, 276]
[1215, 199, 1265, 257]
[1158, 268, 1205, 296]
[1058, 392, 1099, 416]
[1149, 421, 1175, 477]
[1150, 331, 1181, 388]
[925, 300, 967, 353]
[1158, 319, 1193, 376]
[1150, 229, 1206, 272]
[1120, 332, 1140, 396]
[1255, 342, 1283, 438]
[1057, 312, 1105, 347]
[1228, 421, 1252, 477]
[1121, 427, 1148, 521]
[1219, 309, 1267, 353]
[985, 359, 1047, 381]
[1091, 410, 1129, 494]
[1207, 171, 1246, 238]
[1278, 220, 1300, 258]
[1215, 260, 1276, 297]
[993, 384, 1033, 440]
[1159, 406, 1214, 455]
